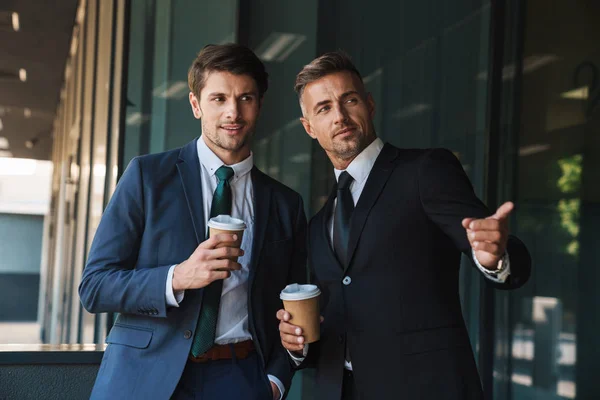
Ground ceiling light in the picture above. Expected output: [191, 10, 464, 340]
[561, 86, 588, 100]
[12, 12, 19, 32]
[0, 150, 13, 158]
[393, 103, 431, 119]
[19, 68, 27, 82]
[152, 81, 188, 99]
[24, 108, 31, 118]
[519, 144, 550, 156]
[255, 32, 307, 62]
[0, 137, 8, 149]
[25, 137, 38, 149]
[476, 54, 560, 81]
[126, 112, 150, 126]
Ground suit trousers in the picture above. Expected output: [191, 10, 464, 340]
[171, 347, 272, 400]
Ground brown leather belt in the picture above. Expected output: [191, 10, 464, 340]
[188, 340, 255, 363]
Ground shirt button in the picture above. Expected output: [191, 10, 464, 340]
[342, 276, 352, 285]
[184, 330, 192, 339]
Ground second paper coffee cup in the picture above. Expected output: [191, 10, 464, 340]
[207, 215, 246, 261]
[280, 284, 321, 343]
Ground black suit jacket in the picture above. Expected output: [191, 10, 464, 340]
[79, 138, 307, 399]
[300, 143, 531, 400]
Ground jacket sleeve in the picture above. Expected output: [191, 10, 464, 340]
[264, 195, 309, 396]
[78, 157, 172, 317]
[417, 148, 531, 290]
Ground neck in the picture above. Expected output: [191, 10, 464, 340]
[329, 153, 357, 170]
[202, 135, 251, 165]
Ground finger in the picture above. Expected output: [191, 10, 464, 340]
[208, 259, 242, 271]
[210, 270, 232, 281]
[280, 332, 305, 345]
[279, 321, 303, 335]
[198, 233, 238, 249]
[472, 242, 503, 256]
[469, 218, 500, 231]
[492, 201, 514, 221]
[468, 230, 503, 244]
[282, 340, 305, 352]
[276, 309, 292, 322]
[211, 246, 244, 260]
[462, 218, 476, 229]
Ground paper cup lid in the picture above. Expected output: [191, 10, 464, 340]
[280, 284, 321, 301]
[207, 215, 246, 230]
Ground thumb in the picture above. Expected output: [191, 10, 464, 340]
[491, 201, 514, 220]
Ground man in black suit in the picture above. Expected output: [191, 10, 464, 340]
[79, 44, 306, 400]
[276, 51, 531, 400]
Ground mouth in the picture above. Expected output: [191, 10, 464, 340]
[334, 127, 355, 138]
[220, 124, 245, 135]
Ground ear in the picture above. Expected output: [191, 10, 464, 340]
[366, 92, 376, 120]
[300, 117, 317, 139]
[189, 92, 202, 119]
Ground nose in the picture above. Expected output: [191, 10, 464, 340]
[333, 104, 349, 125]
[225, 99, 241, 120]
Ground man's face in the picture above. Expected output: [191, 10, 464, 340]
[300, 71, 376, 164]
[189, 71, 261, 158]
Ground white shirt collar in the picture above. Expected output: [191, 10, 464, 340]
[334, 137, 384, 184]
[197, 135, 254, 179]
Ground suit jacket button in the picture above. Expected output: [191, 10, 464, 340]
[184, 330, 192, 339]
[342, 276, 351, 285]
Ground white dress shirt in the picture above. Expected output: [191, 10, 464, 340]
[291, 137, 510, 370]
[164, 135, 284, 398]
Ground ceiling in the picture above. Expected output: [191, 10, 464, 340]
[0, 0, 78, 161]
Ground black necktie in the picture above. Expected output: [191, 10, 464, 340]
[191, 166, 234, 357]
[333, 171, 354, 267]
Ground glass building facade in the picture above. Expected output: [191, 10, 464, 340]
[30, 0, 600, 398]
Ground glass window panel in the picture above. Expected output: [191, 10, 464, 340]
[495, 1, 600, 399]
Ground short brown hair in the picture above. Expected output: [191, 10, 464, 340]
[188, 43, 269, 99]
[294, 50, 363, 98]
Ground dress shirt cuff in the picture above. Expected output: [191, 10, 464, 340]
[472, 250, 511, 283]
[165, 265, 185, 307]
[287, 344, 309, 366]
[267, 375, 285, 400]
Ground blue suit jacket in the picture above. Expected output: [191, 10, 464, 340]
[79, 139, 307, 399]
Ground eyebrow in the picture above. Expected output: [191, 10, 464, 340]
[312, 90, 361, 113]
[206, 91, 258, 98]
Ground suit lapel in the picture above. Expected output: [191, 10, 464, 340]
[344, 144, 399, 272]
[176, 138, 206, 244]
[248, 167, 272, 277]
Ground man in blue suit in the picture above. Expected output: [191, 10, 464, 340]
[79, 44, 306, 400]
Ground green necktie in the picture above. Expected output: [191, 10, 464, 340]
[191, 166, 234, 357]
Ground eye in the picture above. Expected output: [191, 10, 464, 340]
[212, 97, 225, 102]
[241, 95, 254, 102]
[318, 105, 330, 114]
[345, 97, 358, 104]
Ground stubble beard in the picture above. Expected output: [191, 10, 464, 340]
[202, 119, 254, 153]
[332, 133, 366, 161]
